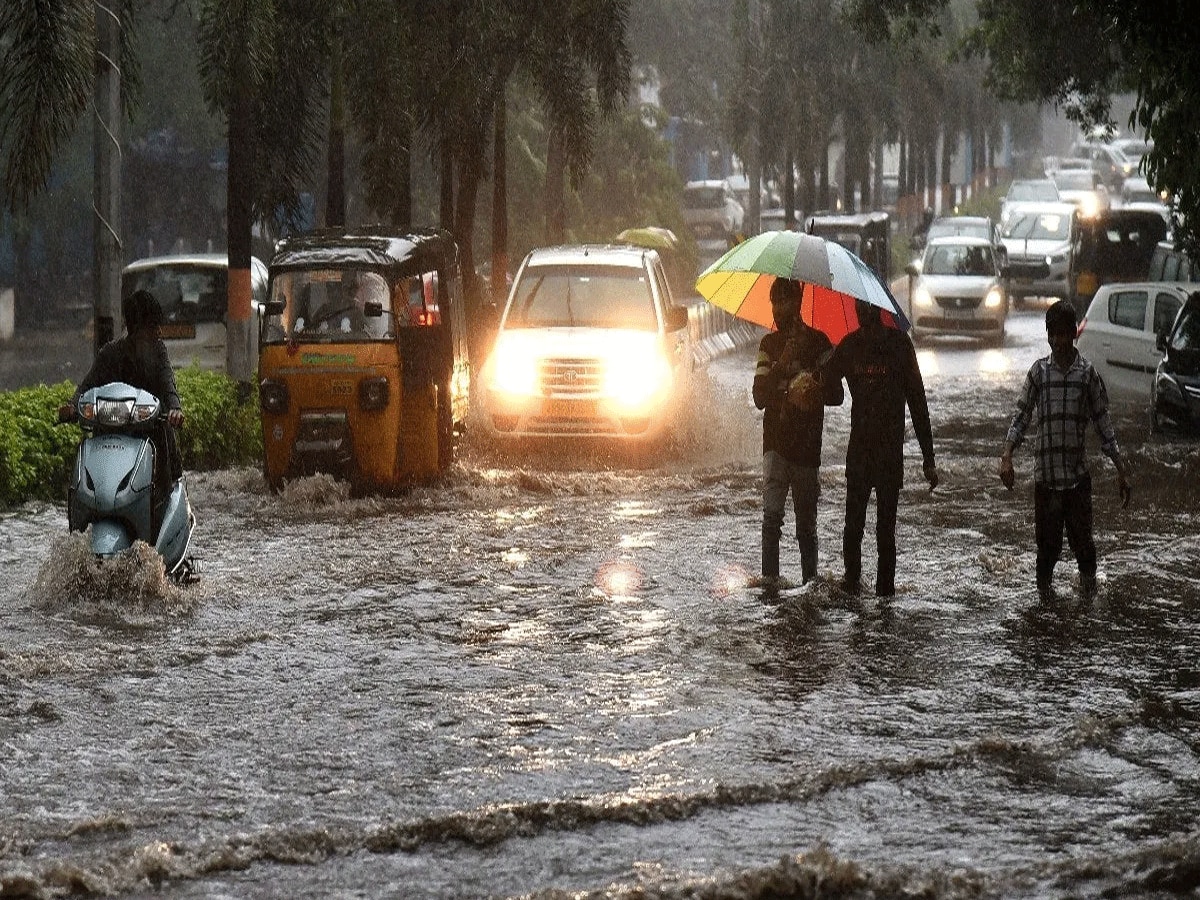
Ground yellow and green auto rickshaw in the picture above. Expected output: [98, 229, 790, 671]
[257, 227, 470, 492]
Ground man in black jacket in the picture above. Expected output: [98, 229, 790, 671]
[60, 290, 185, 487]
[752, 278, 844, 585]
[825, 300, 937, 597]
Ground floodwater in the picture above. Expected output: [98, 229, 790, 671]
[2, 309, 1199, 899]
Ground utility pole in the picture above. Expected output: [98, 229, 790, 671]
[93, 2, 122, 352]
[745, 0, 763, 237]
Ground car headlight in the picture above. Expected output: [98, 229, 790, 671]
[1079, 195, 1100, 218]
[1155, 372, 1184, 403]
[488, 336, 540, 396]
[912, 284, 934, 308]
[1046, 252, 1067, 266]
[603, 349, 671, 409]
[984, 287, 1004, 309]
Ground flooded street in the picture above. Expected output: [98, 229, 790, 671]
[3, 307, 1199, 899]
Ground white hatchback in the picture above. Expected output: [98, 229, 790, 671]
[1077, 281, 1198, 407]
[906, 236, 1008, 344]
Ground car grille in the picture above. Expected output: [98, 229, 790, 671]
[539, 358, 603, 396]
[1007, 259, 1050, 279]
[935, 296, 983, 311]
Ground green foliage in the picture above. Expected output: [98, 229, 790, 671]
[174, 368, 263, 471]
[0, 381, 78, 505]
[0, 370, 262, 509]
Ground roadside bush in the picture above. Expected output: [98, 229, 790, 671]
[0, 369, 262, 509]
[0, 382, 78, 506]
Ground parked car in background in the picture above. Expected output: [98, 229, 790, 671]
[1151, 289, 1200, 432]
[1051, 168, 1111, 218]
[1000, 179, 1061, 228]
[905, 236, 1008, 344]
[1069, 207, 1169, 316]
[1111, 136, 1153, 172]
[681, 179, 744, 246]
[1069, 140, 1137, 190]
[479, 244, 692, 445]
[1077, 281, 1194, 407]
[1000, 202, 1077, 305]
[911, 214, 1003, 260]
[121, 253, 268, 372]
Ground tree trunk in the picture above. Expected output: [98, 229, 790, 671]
[783, 149, 795, 230]
[225, 24, 255, 391]
[545, 122, 566, 243]
[93, 1, 122, 350]
[491, 89, 508, 305]
[326, 32, 346, 227]
[439, 138, 454, 232]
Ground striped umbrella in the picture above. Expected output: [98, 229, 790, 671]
[694, 230, 909, 344]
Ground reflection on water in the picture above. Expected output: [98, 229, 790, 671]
[2, 337, 1199, 898]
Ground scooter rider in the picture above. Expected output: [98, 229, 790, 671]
[59, 290, 185, 493]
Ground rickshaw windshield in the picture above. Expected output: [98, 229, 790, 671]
[264, 268, 401, 343]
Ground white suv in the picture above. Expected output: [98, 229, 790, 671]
[479, 244, 693, 443]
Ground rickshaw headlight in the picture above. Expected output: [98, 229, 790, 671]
[358, 376, 390, 411]
[260, 379, 289, 415]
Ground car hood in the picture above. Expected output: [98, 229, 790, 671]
[919, 274, 998, 296]
[1001, 237, 1070, 258]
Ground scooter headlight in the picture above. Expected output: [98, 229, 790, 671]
[93, 398, 145, 426]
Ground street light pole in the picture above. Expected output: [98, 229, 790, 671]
[93, 1, 122, 352]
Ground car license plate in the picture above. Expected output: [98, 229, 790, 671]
[543, 397, 596, 418]
[945, 306, 974, 319]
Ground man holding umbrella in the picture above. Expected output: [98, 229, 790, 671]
[825, 299, 938, 597]
[753, 278, 844, 586]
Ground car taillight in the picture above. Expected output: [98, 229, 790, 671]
[358, 376, 390, 411]
[260, 379, 289, 415]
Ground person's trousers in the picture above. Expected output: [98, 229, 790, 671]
[762, 452, 819, 581]
[843, 474, 900, 595]
[1034, 474, 1096, 588]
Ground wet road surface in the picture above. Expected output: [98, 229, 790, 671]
[2, 307, 1199, 898]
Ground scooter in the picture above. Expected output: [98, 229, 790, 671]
[61, 381, 197, 581]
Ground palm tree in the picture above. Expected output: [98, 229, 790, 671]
[0, 0, 136, 343]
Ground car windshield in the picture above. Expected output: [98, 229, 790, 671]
[1003, 211, 1071, 241]
[1170, 305, 1200, 351]
[924, 244, 995, 277]
[683, 186, 723, 209]
[1054, 171, 1096, 191]
[505, 265, 657, 330]
[1007, 181, 1059, 202]
[265, 268, 401, 342]
[927, 220, 989, 241]
[123, 264, 228, 324]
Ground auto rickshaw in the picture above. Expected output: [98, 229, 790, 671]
[257, 227, 470, 492]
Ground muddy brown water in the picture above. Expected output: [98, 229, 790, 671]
[2, 309, 1198, 898]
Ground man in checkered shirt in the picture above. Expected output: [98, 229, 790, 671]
[999, 300, 1132, 600]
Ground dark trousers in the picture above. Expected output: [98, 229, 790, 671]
[843, 475, 900, 595]
[1034, 474, 1096, 587]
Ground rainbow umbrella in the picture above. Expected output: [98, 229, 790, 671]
[694, 230, 909, 344]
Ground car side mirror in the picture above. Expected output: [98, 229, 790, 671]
[265, 299, 285, 316]
[904, 262, 920, 277]
[666, 305, 689, 332]
[1156, 331, 1168, 352]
